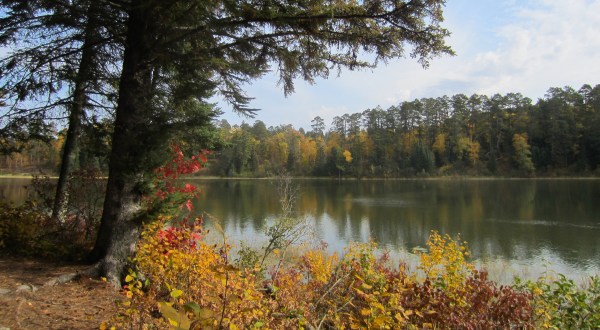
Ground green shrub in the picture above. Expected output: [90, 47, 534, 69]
[519, 274, 600, 329]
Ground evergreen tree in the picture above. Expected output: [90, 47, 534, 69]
[8, 0, 455, 283]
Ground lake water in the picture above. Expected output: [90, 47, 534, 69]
[2, 178, 599, 282]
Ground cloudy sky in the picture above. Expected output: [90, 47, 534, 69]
[217, 0, 600, 130]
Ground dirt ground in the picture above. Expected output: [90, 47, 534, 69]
[0, 257, 123, 330]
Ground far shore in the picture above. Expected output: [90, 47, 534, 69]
[0, 174, 58, 179]
[2, 173, 599, 181]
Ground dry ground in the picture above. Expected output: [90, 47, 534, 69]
[0, 257, 123, 330]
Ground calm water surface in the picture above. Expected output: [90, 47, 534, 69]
[2, 178, 599, 282]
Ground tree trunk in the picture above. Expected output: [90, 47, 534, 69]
[88, 0, 156, 285]
[52, 2, 100, 222]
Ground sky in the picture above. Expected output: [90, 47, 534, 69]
[216, 0, 600, 130]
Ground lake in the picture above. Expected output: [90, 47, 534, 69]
[2, 177, 599, 282]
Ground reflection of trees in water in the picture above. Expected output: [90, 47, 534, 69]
[358, 180, 599, 267]
[0, 179, 31, 204]
[193, 179, 600, 269]
[197, 180, 275, 234]
[302, 180, 600, 270]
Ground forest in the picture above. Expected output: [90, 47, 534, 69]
[3, 84, 600, 178]
[212, 84, 600, 177]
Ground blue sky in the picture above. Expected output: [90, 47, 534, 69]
[217, 0, 600, 130]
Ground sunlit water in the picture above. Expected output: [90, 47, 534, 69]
[3, 177, 599, 283]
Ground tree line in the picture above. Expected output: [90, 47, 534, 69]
[4, 83, 600, 178]
[0, 117, 112, 174]
[211, 84, 600, 177]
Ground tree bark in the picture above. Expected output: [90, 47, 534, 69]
[88, 0, 155, 285]
[52, 2, 100, 223]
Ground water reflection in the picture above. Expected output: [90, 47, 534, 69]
[0, 178, 31, 204]
[193, 179, 600, 281]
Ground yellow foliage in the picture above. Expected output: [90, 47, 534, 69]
[432, 133, 446, 155]
[301, 249, 338, 284]
[343, 149, 353, 163]
[115, 216, 268, 329]
[299, 136, 318, 168]
[400, 132, 418, 155]
[416, 231, 474, 302]
[109, 219, 533, 329]
[325, 131, 342, 155]
[454, 136, 480, 165]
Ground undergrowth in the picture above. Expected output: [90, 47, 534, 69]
[105, 219, 600, 329]
[0, 169, 105, 260]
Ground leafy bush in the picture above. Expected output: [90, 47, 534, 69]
[518, 274, 600, 329]
[109, 226, 536, 329]
[0, 170, 105, 260]
[0, 200, 92, 260]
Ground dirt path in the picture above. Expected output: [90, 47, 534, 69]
[0, 257, 123, 330]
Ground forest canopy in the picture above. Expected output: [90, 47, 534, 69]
[210, 84, 600, 177]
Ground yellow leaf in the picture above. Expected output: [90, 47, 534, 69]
[125, 275, 134, 283]
[360, 308, 371, 316]
[159, 302, 191, 329]
[372, 302, 385, 311]
[228, 295, 242, 304]
[198, 308, 215, 319]
[373, 315, 389, 327]
[171, 289, 183, 298]
[353, 288, 365, 296]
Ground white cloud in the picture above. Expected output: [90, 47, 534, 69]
[218, 0, 600, 129]
[458, 0, 600, 97]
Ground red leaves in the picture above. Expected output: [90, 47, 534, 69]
[156, 226, 202, 252]
[395, 270, 534, 329]
[184, 199, 193, 212]
[182, 184, 197, 193]
[155, 144, 208, 180]
[151, 144, 209, 217]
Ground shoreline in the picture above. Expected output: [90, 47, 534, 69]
[2, 173, 600, 181]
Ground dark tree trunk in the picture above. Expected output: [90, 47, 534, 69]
[88, 0, 156, 284]
[52, 2, 100, 222]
